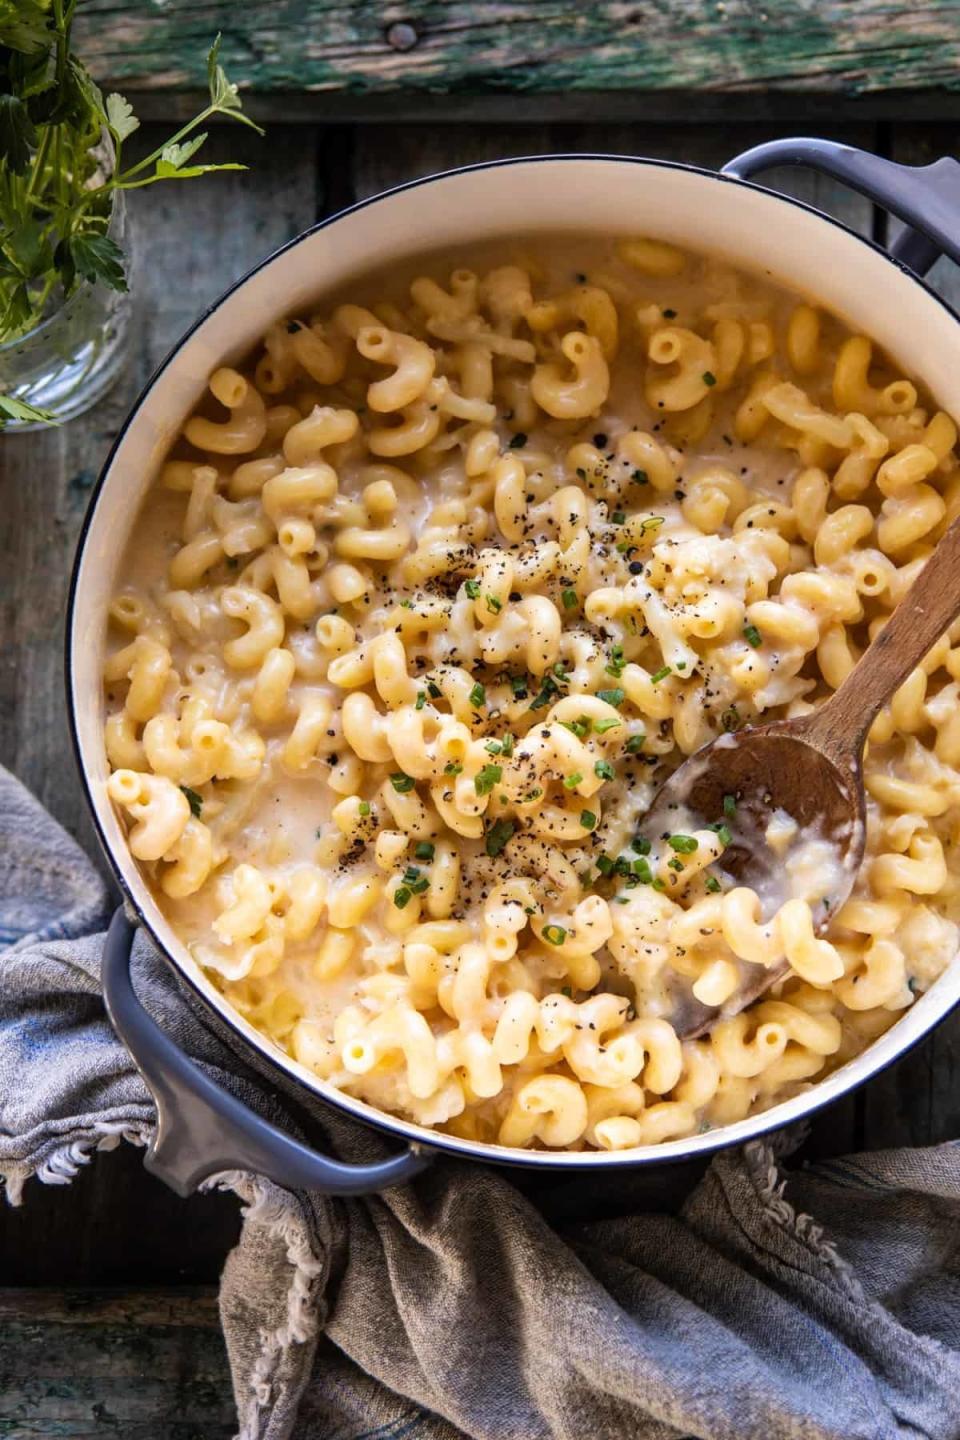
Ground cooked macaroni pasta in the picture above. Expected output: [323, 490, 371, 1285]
[103, 238, 960, 1150]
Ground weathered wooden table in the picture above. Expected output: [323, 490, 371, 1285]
[2, 7, 960, 1434]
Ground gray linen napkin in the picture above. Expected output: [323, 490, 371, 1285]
[2, 759, 959, 1440]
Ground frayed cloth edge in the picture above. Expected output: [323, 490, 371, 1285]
[0, 1119, 152, 1206]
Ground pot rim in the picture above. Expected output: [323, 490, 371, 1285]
[66, 151, 960, 1169]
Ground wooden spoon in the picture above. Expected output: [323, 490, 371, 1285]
[647, 511, 960, 1039]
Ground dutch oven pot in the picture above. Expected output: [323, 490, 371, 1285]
[68, 139, 960, 1197]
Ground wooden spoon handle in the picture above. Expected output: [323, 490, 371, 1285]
[807, 508, 960, 763]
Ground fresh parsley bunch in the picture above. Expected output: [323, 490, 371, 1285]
[0, 0, 263, 425]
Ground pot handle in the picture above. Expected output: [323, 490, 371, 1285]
[102, 908, 432, 1197]
[722, 138, 960, 278]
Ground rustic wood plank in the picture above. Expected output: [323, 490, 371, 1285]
[74, 1, 960, 103]
[0, 1289, 234, 1438]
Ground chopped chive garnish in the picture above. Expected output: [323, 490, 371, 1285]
[415, 691, 426, 710]
[650, 666, 672, 684]
[625, 734, 645, 753]
[563, 772, 583, 790]
[399, 598, 413, 609]
[510, 674, 529, 699]
[723, 794, 737, 817]
[486, 594, 502, 614]
[668, 834, 699, 854]
[597, 687, 625, 707]
[464, 579, 480, 599]
[561, 587, 578, 609]
[474, 764, 502, 795]
[414, 841, 435, 862]
[652, 876, 667, 891]
[633, 857, 653, 883]
[393, 887, 412, 909]
[594, 759, 615, 781]
[743, 623, 762, 648]
[485, 818, 516, 857]
[542, 924, 567, 946]
[714, 823, 733, 847]
[444, 760, 463, 776]
[580, 809, 597, 830]
[508, 432, 528, 449]
[632, 836, 652, 856]
[501, 732, 514, 757]
[180, 786, 203, 818]
[703, 370, 717, 386]
[611, 510, 626, 525]
[631, 468, 648, 485]
[596, 854, 615, 876]
[390, 773, 415, 793]
[705, 874, 722, 893]
[668, 857, 684, 872]
[469, 681, 486, 708]
[427, 681, 442, 699]
[605, 645, 625, 678]
[594, 717, 621, 734]
[358, 801, 371, 817]
[721, 704, 741, 732]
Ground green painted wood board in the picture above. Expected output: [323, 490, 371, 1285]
[74, 1, 960, 104]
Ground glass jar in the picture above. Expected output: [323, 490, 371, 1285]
[0, 194, 132, 432]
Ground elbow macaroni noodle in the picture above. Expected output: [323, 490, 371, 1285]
[103, 238, 960, 1150]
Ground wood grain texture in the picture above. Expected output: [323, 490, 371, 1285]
[0, 1289, 234, 1438]
[73, 1, 960, 101]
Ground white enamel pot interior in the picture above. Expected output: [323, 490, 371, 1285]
[68, 155, 960, 1171]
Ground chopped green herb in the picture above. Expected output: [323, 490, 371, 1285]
[486, 594, 502, 614]
[399, 599, 414, 609]
[508, 432, 528, 449]
[652, 876, 667, 891]
[529, 677, 559, 710]
[580, 809, 597, 830]
[668, 834, 699, 854]
[611, 510, 626, 525]
[594, 717, 621, 734]
[444, 760, 463, 776]
[743, 622, 762, 649]
[414, 841, 435, 862]
[563, 772, 583, 790]
[625, 733, 646, 753]
[427, 681, 442, 699]
[561, 587, 579, 609]
[526, 786, 543, 801]
[501, 732, 515, 757]
[721, 704, 742, 732]
[358, 801, 371, 817]
[561, 718, 589, 740]
[469, 681, 486, 708]
[474, 763, 502, 795]
[703, 370, 717, 386]
[668, 857, 684, 872]
[393, 887, 412, 909]
[180, 786, 203, 818]
[595, 759, 615, 781]
[390, 772, 415, 793]
[632, 836, 652, 856]
[596, 854, 615, 877]
[631, 468, 649, 485]
[485, 818, 516, 857]
[542, 924, 567, 946]
[705, 874, 722, 893]
[723, 794, 737, 818]
[605, 645, 626, 678]
[714, 823, 733, 847]
[510, 674, 529, 700]
[633, 857, 653, 884]
[415, 691, 426, 710]
[485, 739, 503, 754]
[597, 687, 625, 707]
[464, 579, 481, 600]
[650, 666, 672, 684]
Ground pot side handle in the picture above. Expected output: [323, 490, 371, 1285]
[722, 138, 960, 278]
[102, 908, 432, 1197]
